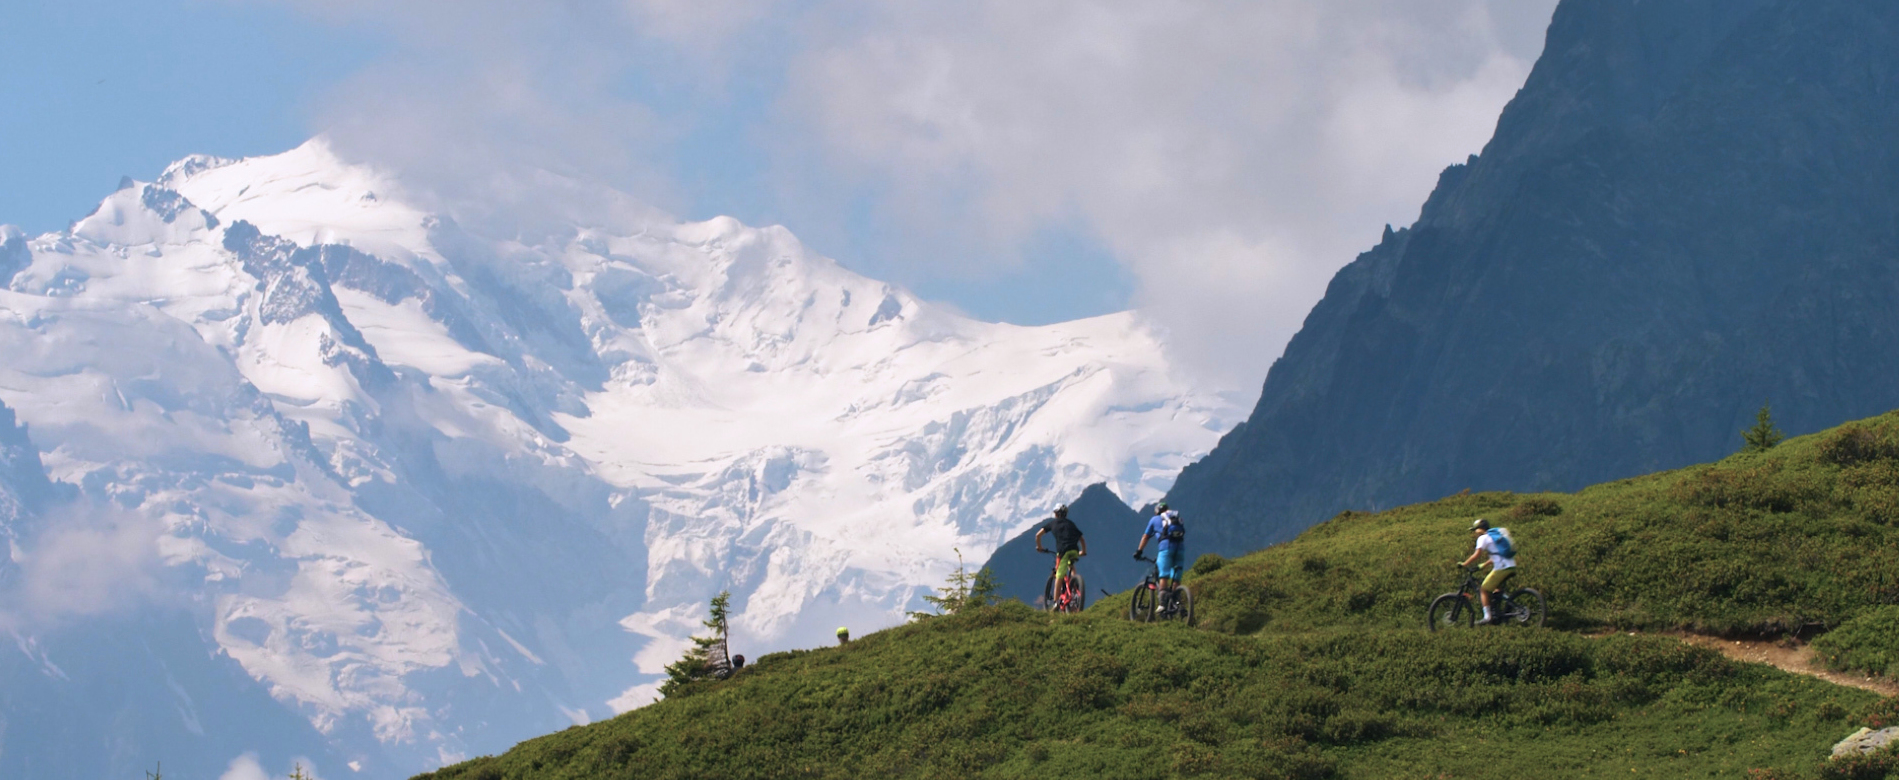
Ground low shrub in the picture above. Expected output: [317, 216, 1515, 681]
[1815, 606, 1899, 679]
[1190, 553, 1228, 578]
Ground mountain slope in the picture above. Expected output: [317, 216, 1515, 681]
[419, 408, 1899, 780]
[1166, 0, 1899, 555]
[0, 142, 1235, 776]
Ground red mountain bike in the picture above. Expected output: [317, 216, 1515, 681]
[1041, 550, 1086, 613]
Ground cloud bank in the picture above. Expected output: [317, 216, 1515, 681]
[242, 0, 1557, 390]
[0, 503, 168, 630]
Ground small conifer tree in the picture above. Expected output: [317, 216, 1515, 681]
[910, 548, 1000, 620]
[1742, 402, 1784, 453]
[660, 590, 731, 698]
[288, 762, 312, 780]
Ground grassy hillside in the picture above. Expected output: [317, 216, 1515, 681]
[1182, 411, 1899, 638]
[418, 412, 1899, 780]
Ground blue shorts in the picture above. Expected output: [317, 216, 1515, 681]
[1156, 548, 1184, 580]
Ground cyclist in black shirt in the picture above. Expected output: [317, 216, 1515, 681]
[1035, 504, 1087, 588]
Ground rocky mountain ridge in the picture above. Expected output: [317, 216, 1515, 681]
[1167, 0, 1899, 553]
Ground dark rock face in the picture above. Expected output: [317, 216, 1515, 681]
[981, 483, 1152, 606]
[1169, 0, 1899, 555]
[0, 401, 57, 530]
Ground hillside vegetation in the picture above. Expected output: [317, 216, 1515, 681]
[1183, 410, 1899, 639]
[417, 412, 1899, 779]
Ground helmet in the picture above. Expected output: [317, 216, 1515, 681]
[1471, 518, 1490, 532]
[1053, 504, 1069, 518]
[836, 626, 849, 637]
[1155, 501, 1170, 513]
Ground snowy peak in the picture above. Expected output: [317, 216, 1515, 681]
[0, 141, 1239, 777]
[71, 181, 219, 247]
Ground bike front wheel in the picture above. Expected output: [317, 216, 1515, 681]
[1043, 574, 1058, 613]
[1505, 588, 1546, 627]
[1130, 585, 1155, 622]
[1427, 593, 1475, 631]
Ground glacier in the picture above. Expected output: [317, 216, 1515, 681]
[0, 139, 1238, 778]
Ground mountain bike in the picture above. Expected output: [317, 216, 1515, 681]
[1040, 549, 1086, 613]
[1427, 566, 1544, 631]
[1129, 554, 1193, 624]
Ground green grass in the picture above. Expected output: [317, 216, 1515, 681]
[1179, 411, 1899, 638]
[416, 411, 1899, 780]
[418, 604, 1875, 780]
[1815, 607, 1899, 680]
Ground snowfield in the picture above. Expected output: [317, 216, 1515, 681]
[0, 140, 1238, 776]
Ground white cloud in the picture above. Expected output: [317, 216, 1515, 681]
[242, 0, 1555, 389]
[0, 502, 168, 629]
[218, 753, 271, 780]
[218, 753, 326, 780]
[772, 0, 1554, 387]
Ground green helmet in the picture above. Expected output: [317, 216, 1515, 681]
[1155, 501, 1170, 513]
[836, 626, 850, 637]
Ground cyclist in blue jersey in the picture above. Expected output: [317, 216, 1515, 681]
[1134, 503, 1186, 607]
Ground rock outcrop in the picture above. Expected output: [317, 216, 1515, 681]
[1168, 0, 1899, 553]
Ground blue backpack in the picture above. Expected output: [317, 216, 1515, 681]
[1486, 528, 1516, 558]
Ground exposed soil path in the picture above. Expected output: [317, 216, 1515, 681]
[1599, 631, 1899, 696]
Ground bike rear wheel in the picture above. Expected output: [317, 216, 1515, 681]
[1427, 593, 1475, 631]
[1130, 584, 1155, 621]
[1062, 574, 1086, 613]
[1505, 588, 1546, 627]
[1167, 586, 1193, 625]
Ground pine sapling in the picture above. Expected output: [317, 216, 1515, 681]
[660, 590, 732, 698]
[1742, 402, 1784, 453]
[911, 549, 1000, 619]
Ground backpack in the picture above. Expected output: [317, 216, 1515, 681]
[1162, 513, 1186, 543]
[1486, 528, 1516, 558]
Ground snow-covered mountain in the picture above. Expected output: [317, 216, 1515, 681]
[0, 140, 1237, 777]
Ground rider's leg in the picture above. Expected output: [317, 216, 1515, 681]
[1057, 551, 1079, 602]
[1157, 547, 1182, 608]
[1479, 568, 1512, 622]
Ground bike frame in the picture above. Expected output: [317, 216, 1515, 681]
[1043, 549, 1083, 612]
[1454, 567, 1517, 606]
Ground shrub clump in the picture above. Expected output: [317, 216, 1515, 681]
[1821, 743, 1899, 780]
[1506, 497, 1564, 519]
[1820, 422, 1899, 466]
[1190, 553, 1228, 578]
[1814, 606, 1899, 679]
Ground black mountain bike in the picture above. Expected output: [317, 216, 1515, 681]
[1427, 566, 1544, 630]
[1129, 554, 1193, 624]
[1040, 549, 1085, 613]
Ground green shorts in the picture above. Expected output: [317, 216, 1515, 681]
[1482, 567, 1517, 593]
[1056, 550, 1080, 582]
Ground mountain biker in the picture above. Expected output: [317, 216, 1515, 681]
[1135, 504, 1185, 606]
[1034, 504, 1087, 595]
[1456, 518, 1516, 625]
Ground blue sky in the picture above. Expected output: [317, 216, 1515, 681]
[1, 0, 1555, 387]
[0, 1, 374, 232]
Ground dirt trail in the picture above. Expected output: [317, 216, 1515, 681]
[1609, 631, 1899, 696]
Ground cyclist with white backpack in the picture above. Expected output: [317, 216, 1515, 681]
[1135, 503, 1187, 607]
[1457, 518, 1517, 625]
